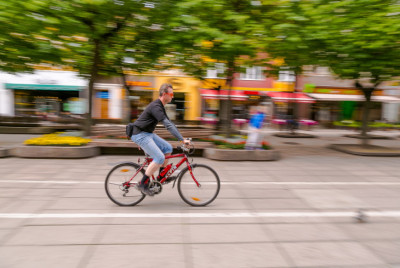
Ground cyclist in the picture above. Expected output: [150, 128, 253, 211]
[128, 83, 191, 195]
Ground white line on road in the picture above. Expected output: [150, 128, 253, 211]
[0, 211, 400, 219]
[1, 180, 400, 186]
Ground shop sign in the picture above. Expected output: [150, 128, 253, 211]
[96, 91, 109, 99]
[126, 81, 151, 87]
[5, 83, 84, 91]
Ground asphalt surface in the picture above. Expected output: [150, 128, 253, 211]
[0, 129, 400, 267]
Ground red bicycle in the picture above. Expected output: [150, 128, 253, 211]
[105, 142, 220, 207]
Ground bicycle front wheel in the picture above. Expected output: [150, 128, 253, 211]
[177, 164, 220, 206]
[105, 162, 145, 206]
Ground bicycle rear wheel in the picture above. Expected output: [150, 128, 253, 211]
[105, 162, 145, 206]
[177, 164, 220, 206]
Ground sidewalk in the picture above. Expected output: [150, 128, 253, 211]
[0, 147, 400, 267]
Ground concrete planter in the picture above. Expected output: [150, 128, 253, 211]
[0, 148, 9, 158]
[13, 144, 100, 159]
[204, 148, 279, 161]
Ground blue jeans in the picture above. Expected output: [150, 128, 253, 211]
[131, 132, 173, 164]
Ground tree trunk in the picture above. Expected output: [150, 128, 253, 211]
[361, 97, 371, 146]
[356, 82, 375, 147]
[360, 88, 374, 147]
[225, 59, 235, 138]
[121, 72, 131, 124]
[85, 39, 101, 136]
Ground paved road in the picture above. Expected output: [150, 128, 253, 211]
[0, 131, 400, 267]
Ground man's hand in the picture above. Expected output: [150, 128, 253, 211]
[183, 138, 191, 145]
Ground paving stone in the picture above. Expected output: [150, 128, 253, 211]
[292, 189, 370, 209]
[187, 224, 271, 243]
[267, 223, 351, 242]
[246, 198, 312, 210]
[281, 242, 385, 267]
[366, 241, 400, 264]
[5, 225, 102, 245]
[86, 244, 186, 268]
[339, 223, 400, 240]
[0, 245, 88, 268]
[100, 224, 184, 244]
[1, 131, 400, 267]
[48, 197, 113, 210]
[190, 243, 289, 268]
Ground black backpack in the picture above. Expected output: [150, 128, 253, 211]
[126, 123, 135, 140]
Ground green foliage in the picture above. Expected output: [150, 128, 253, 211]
[1, 0, 175, 76]
[262, 0, 400, 83]
[167, 0, 268, 79]
[333, 121, 400, 129]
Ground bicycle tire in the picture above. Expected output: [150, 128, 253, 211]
[177, 164, 220, 206]
[105, 162, 146, 206]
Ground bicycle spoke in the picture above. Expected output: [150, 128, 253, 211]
[178, 164, 220, 206]
[105, 163, 145, 206]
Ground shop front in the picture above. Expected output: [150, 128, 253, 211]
[303, 85, 400, 124]
[156, 76, 202, 122]
[123, 77, 156, 121]
[0, 71, 87, 118]
[10, 84, 83, 118]
[200, 77, 274, 116]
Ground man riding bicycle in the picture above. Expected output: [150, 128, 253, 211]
[127, 83, 191, 196]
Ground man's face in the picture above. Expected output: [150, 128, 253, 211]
[164, 87, 174, 104]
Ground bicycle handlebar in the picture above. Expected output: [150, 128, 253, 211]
[177, 138, 195, 155]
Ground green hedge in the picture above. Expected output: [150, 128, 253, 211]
[333, 121, 400, 129]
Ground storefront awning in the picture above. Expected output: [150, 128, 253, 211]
[266, 92, 315, 103]
[307, 93, 400, 103]
[200, 89, 248, 101]
[5, 83, 84, 91]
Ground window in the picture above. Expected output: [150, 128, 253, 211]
[278, 70, 296, 82]
[206, 63, 225, 78]
[240, 66, 264, 80]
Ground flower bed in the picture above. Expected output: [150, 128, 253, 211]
[333, 120, 400, 129]
[24, 133, 91, 146]
[202, 134, 278, 161]
[15, 133, 97, 158]
[199, 135, 271, 150]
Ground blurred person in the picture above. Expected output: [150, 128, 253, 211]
[286, 115, 299, 134]
[245, 107, 265, 150]
[127, 83, 191, 195]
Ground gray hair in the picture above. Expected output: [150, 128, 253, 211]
[159, 83, 173, 96]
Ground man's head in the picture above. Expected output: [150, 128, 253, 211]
[159, 83, 174, 104]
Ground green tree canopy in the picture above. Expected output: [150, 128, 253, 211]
[262, 0, 400, 144]
[1, 0, 176, 131]
[166, 0, 272, 135]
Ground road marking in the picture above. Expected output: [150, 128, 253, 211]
[0, 211, 400, 219]
[0, 180, 400, 186]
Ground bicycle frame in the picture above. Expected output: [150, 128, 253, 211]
[127, 153, 200, 187]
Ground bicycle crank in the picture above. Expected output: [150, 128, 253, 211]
[149, 181, 163, 195]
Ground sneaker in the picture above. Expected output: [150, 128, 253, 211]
[137, 184, 154, 196]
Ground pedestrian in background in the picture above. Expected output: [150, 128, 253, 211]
[245, 107, 265, 150]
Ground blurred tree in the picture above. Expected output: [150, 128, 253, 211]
[166, 0, 271, 137]
[310, 0, 400, 146]
[0, 1, 63, 72]
[0, 0, 174, 134]
[262, 0, 400, 146]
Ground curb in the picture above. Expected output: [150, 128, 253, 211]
[329, 144, 400, 157]
[344, 134, 395, 140]
[274, 132, 317, 138]
[204, 148, 280, 161]
[0, 148, 9, 158]
[13, 145, 100, 159]
[0, 126, 54, 134]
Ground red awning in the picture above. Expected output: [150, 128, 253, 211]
[266, 92, 315, 103]
[200, 89, 248, 101]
